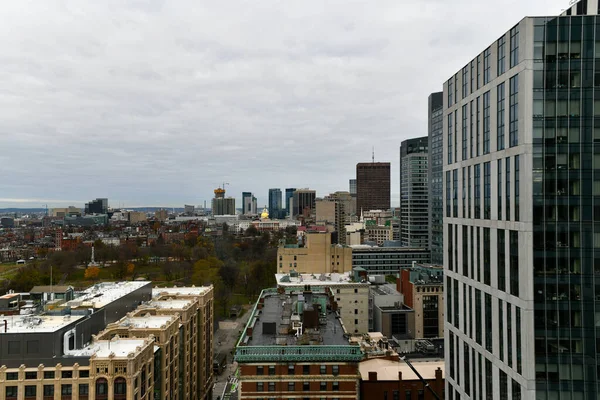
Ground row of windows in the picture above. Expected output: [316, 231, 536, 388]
[5, 384, 89, 397]
[256, 381, 340, 392]
[448, 25, 519, 107]
[4, 370, 90, 380]
[445, 156, 520, 221]
[257, 365, 340, 376]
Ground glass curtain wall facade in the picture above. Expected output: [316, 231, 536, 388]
[429, 92, 445, 265]
[443, 13, 600, 400]
[400, 136, 429, 248]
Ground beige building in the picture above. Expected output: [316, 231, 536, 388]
[316, 197, 347, 245]
[50, 206, 81, 218]
[128, 211, 147, 224]
[364, 222, 393, 245]
[0, 283, 214, 400]
[277, 232, 352, 274]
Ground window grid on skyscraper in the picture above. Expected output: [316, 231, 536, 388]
[497, 82, 505, 151]
[462, 105, 468, 161]
[483, 91, 491, 154]
[497, 35, 506, 75]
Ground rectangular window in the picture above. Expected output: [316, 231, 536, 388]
[484, 227, 490, 285]
[303, 382, 310, 391]
[448, 79, 453, 106]
[470, 61, 475, 94]
[462, 167, 466, 218]
[510, 25, 519, 68]
[454, 110, 458, 163]
[468, 166, 471, 218]
[474, 164, 481, 218]
[475, 289, 482, 345]
[453, 169, 458, 218]
[44, 371, 55, 379]
[470, 226, 474, 280]
[446, 171, 451, 217]
[25, 371, 37, 380]
[470, 100, 474, 157]
[448, 225, 454, 272]
[483, 47, 491, 84]
[462, 105, 468, 160]
[476, 227, 481, 282]
[454, 278, 459, 328]
[6, 372, 18, 381]
[79, 384, 89, 395]
[288, 382, 295, 391]
[455, 75, 458, 106]
[288, 365, 295, 375]
[5, 387, 17, 398]
[448, 113, 453, 164]
[498, 300, 504, 362]
[24, 386, 36, 397]
[506, 158, 511, 219]
[510, 231, 519, 296]
[320, 365, 326, 375]
[333, 381, 339, 391]
[332, 365, 339, 376]
[483, 91, 490, 154]
[257, 366, 264, 375]
[61, 385, 72, 395]
[269, 366, 275, 376]
[476, 97, 481, 156]
[449, 331, 455, 378]
[514, 155, 520, 221]
[464, 343, 471, 396]
[507, 304, 513, 368]
[512, 379, 521, 400]
[497, 36, 506, 75]
[477, 55, 481, 89]
[498, 229, 506, 291]
[303, 365, 310, 375]
[497, 82, 505, 150]
[484, 162, 491, 219]
[497, 159, 502, 220]
[485, 358, 493, 399]
[500, 370, 508, 400]
[516, 307, 522, 374]
[43, 385, 54, 396]
[509, 74, 519, 147]
[462, 66, 468, 98]
[320, 381, 327, 391]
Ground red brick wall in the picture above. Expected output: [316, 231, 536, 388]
[399, 270, 414, 308]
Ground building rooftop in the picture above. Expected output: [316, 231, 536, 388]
[147, 299, 194, 310]
[0, 314, 84, 334]
[276, 272, 362, 286]
[30, 285, 73, 294]
[359, 358, 445, 381]
[117, 315, 174, 329]
[71, 338, 149, 358]
[70, 281, 150, 309]
[152, 286, 211, 297]
[242, 290, 348, 347]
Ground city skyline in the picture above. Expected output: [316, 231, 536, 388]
[0, 1, 567, 209]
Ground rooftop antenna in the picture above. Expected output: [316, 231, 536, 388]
[372, 147, 375, 163]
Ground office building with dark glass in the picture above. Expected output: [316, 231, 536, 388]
[268, 188, 283, 219]
[429, 92, 444, 265]
[400, 136, 429, 248]
[444, 7, 600, 400]
[356, 162, 390, 212]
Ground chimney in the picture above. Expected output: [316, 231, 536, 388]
[398, 371, 403, 382]
[368, 371, 377, 381]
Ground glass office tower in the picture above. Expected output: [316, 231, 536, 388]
[444, 11, 600, 400]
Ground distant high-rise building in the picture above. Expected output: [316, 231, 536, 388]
[241, 192, 257, 215]
[212, 188, 235, 216]
[316, 194, 347, 245]
[400, 136, 429, 248]
[84, 198, 108, 214]
[268, 188, 283, 219]
[292, 189, 316, 217]
[428, 92, 444, 265]
[349, 179, 357, 196]
[285, 188, 296, 216]
[356, 163, 390, 212]
[443, 10, 600, 399]
[184, 204, 195, 215]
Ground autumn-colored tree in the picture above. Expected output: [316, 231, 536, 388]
[126, 263, 135, 276]
[84, 266, 100, 280]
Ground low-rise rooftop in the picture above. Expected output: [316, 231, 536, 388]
[117, 315, 174, 329]
[0, 314, 84, 334]
[359, 358, 445, 381]
[71, 281, 150, 309]
[71, 338, 149, 358]
[276, 272, 362, 286]
[147, 299, 194, 310]
[152, 286, 211, 297]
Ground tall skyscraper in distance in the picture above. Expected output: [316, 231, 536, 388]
[443, 9, 600, 399]
[399, 136, 429, 248]
[349, 179, 357, 196]
[356, 162, 390, 212]
[268, 188, 283, 219]
[212, 188, 235, 216]
[292, 189, 316, 217]
[241, 192, 257, 215]
[428, 92, 444, 265]
[285, 188, 296, 217]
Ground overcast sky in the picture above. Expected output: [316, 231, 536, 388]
[0, 0, 568, 209]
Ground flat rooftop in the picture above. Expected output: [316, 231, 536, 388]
[71, 339, 148, 358]
[152, 286, 211, 297]
[245, 291, 348, 347]
[118, 316, 174, 329]
[71, 281, 150, 309]
[147, 299, 194, 310]
[276, 272, 363, 286]
[359, 358, 445, 381]
[0, 314, 84, 334]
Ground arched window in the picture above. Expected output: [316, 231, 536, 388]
[95, 378, 108, 400]
[114, 377, 127, 400]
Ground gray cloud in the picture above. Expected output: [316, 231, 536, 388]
[0, 0, 566, 208]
